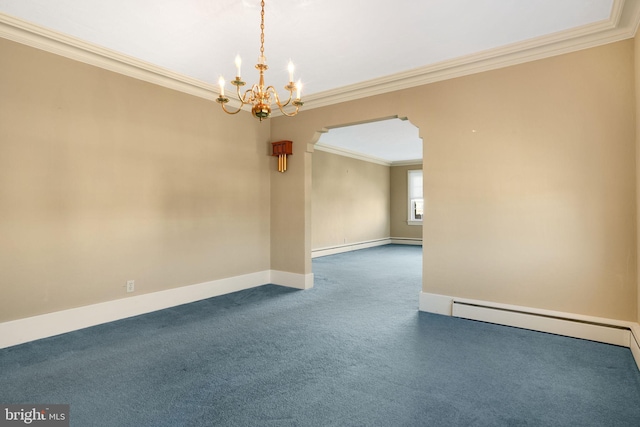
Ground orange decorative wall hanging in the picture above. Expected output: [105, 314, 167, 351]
[272, 140, 293, 173]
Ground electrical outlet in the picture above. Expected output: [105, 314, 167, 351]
[126, 280, 135, 293]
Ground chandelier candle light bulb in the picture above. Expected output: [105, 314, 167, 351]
[235, 55, 242, 78]
[288, 60, 294, 82]
[215, 0, 303, 121]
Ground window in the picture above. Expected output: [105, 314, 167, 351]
[408, 169, 423, 225]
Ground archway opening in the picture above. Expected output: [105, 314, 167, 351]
[309, 116, 423, 294]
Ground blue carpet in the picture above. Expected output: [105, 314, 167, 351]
[1, 245, 639, 426]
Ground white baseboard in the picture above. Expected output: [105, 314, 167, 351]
[0, 269, 317, 349]
[419, 292, 640, 369]
[312, 238, 391, 258]
[390, 237, 423, 246]
[419, 292, 453, 315]
[312, 238, 422, 258]
[270, 270, 314, 290]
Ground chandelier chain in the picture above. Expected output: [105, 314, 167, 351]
[260, 0, 265, 58]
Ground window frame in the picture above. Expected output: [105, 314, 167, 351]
[407, 169, 423, 225]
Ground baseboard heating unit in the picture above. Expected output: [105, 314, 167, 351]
[419, 292, 640, 371]
[451, 299, 634, 348]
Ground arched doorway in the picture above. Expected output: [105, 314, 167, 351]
[269, 108, 427, 294]
[311, 117, 422, 256]
[309, 116, 423, 293]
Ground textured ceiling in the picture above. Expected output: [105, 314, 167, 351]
[1, 0, 638, 161]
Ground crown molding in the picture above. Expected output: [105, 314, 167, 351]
[314, 143, 391, 166]
[0, 12, 251, 110]
[314, 143, 422, 167]
[2, 0, 639, 113]
[303, 0, 639, 111]
[0, 12, 221, 101]
[391, 160, 423, 167]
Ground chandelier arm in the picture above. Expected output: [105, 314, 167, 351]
[277, 105, 301, 117]
[265, 86, 301, 117]
[219, 101, 244, 115]
[240, 85, 259, 104]
[249, 84, 263, 100]
[267, 85, 293, 109]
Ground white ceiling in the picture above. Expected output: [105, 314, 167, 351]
[316, 118, 422, 165]
[1, 0, 638, 162]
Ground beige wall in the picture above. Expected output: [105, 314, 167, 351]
[311, 150, 390, 250]
[636, 31, 640, 324]
[273, 39, 637, 321]
[422, 42, 636, 320]
[0, 38, 271, 322]
[2, 34, 638, 324]
[390, 164, 423, 239]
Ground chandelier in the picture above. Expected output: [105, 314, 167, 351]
[216, 0, 303, 121]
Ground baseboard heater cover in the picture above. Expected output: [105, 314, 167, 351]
[630, 325, 640, 371]
[451, 300, 631, 347]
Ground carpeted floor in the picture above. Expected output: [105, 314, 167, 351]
[1, 245, 639, 426]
